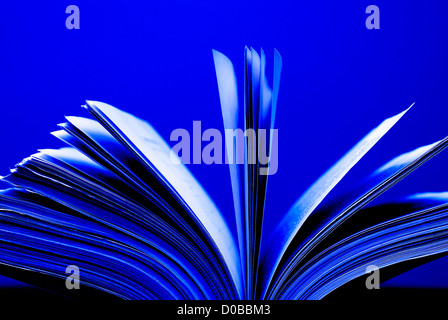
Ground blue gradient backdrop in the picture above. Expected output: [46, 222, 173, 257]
[1, 0, 448, 290]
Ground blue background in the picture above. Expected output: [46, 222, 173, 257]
[1, 0, 448, 290]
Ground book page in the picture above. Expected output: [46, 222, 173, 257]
[263, 137, 448, 298]
[85, 101, 243, 297]
[259, 105, 413, 297]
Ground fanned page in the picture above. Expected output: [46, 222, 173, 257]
[264, 137, 448, 299]
[281, 193, 448, 299]
[0, 102, 242, 299]
[259, 105, 413, 297]
[213, 50, 246, 294]
[211, 49, 448, 299]
[84, 101, 243, 297]
[214, 48, 282, 299]
[2, 48, 448, 301]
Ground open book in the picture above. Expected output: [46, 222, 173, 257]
[0, 48, 448, 300]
